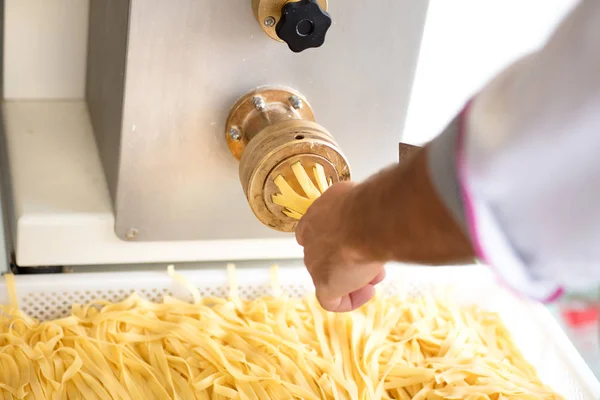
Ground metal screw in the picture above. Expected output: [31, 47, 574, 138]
[229, 128, 241, 141]
[264, 16, 276, 27]
[289, 95, 303, 110]
[252, 96, 266, 111]
[126, 228, 139, 240]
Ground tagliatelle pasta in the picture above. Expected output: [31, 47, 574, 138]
[0, 266, 562, 399]
[271, 160, 332, 219]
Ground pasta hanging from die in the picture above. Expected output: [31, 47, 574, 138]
[0, 264, 563, 399]
[271, 161, 334, 219]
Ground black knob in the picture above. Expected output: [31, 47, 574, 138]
[275, 0, 332, 53]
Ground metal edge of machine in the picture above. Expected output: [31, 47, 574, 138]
[0, 0, 11, 275]
[86, 0, 130, 210]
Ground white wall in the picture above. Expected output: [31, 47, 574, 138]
[403, 0, 578, 145]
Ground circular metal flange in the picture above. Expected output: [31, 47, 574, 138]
[225, 86, 315, 160]
[240, 119, 350, 232]
[252, 0, 328, 42]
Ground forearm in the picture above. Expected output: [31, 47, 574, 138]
[344, 146, 475, 265]
[354, 0, 600, 301]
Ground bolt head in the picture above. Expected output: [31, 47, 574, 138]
[289, 95, 303, 110]
[252, 96, 266, 111]
[229, 128, 241, 141]
[126, 228, 139, 240]
[264, 16, 276, 27]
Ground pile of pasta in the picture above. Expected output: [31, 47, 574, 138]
[0, 267, 562, 399]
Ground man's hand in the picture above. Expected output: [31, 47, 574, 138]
[296, 182, 385, 313]
[295, 148, 475, 313]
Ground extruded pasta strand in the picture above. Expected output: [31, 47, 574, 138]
[227, 263, 238, 300]
[269, 264, 281, 297]
[272, 161, 333, 220]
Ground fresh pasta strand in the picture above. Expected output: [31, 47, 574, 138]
[0, 269, 563, 400]
[272, 160, 332, 220]
[167, 264, 201, 304]
[227, 263, 238, 300]
[270, 264, 281, 297]
[4, 272, 18, 309]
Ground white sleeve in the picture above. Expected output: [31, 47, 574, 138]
[427, 0, 600, 301]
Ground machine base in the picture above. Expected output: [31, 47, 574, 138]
[11, 264, 64, 275]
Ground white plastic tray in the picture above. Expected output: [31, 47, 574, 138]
[1, 264, 599, 399]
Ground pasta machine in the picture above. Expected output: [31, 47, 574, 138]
[0, 0, 428, 271]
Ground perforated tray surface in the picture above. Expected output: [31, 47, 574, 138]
[1, 264, 598, 399]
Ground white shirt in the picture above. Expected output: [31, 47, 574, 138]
[428, 0, 600, 301]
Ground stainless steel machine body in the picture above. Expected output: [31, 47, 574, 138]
[86, 0, 427, 241]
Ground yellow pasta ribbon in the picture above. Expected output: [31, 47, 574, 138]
[272, 161, 333, 219]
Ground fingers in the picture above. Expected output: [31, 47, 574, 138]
[369, 268, 386, 285]
[314, 265, 385, 312]
[317, 285, 375, 312]
[348, 285, 376, 310]
[312, 261, 383, 301]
